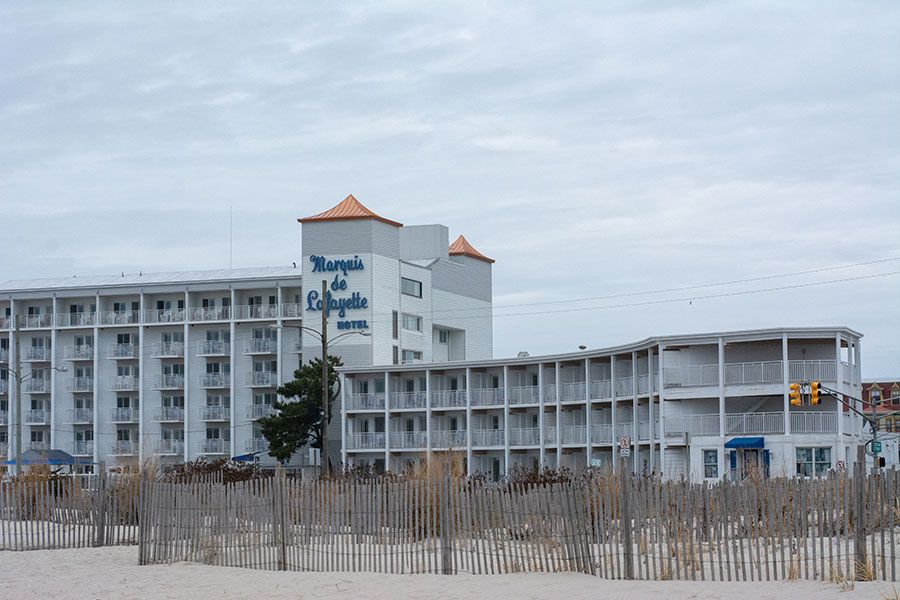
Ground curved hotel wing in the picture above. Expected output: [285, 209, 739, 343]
[339, 326, 865, 481]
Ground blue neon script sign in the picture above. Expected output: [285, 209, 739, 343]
[306, 255, 369, 328]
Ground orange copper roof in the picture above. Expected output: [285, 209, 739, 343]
[298, 194, 403, 227]
[448, 235, 495, 264]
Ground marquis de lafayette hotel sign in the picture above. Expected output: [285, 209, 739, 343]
[305, 255, 369, 330]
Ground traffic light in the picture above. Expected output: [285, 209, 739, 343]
[809, 381, 820, 406]
[789, 382, 802, 407]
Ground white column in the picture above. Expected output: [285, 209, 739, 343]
[554, 361, 561, 468]
[658, 344, 666, 477]
[183, 290, 190, 462]
[229, 288, 237, 460]
[538, 363, 545, 468]
[782, 334, 790, 436]
[276, 286, 283, 397]
[718, 338, 725, 438]
[502, 365, 510, 477]
[137, 292, 145, 464]
[648, 349, 655, 473]
[584, 358, 591, 468]
[383, 370, 391, 471]
[49, 296, 57, 450]
[835, 334, 843, 443]
[631, 351, 638, 473]
[340, 373, 347, 467]
[610, 356, 617, 473]
[425, 368, 432, 463]
[92, 295, 100, 466]
[465, 367, 473, 476]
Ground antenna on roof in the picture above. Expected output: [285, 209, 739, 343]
[229, 205, 233, 271]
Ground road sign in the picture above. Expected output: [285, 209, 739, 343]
[619, 436, 630, 449]
[590, 458, 603, 468]
[872, 441, 882, 454]
[619, 448, 631, 457]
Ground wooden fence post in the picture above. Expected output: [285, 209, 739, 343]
[854, 445, 868, 581]
[621, 460, 634, 579]
[440, 475, 453, 574]
[94, 462, 107, 548]
[273, 468, 287, 571]
[138, 470, 148, 565]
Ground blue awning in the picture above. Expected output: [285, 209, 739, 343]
[231, 452, 260, 463]
[3, 449, 94, 466]
[725, 437, 765, 449]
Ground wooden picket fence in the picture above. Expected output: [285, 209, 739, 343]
[0, 472, 140, 550]
[138, 468, 900, 581]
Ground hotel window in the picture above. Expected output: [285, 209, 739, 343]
[438, 330, 449, 344]
[392, 311, 399, 339]
[402, 313, 422, 332]
[401, 277, 422, 298]
[796, 447, 831, 477]
[703, 450, 718, 479]
[892, 386, 900, 400]
[402, 350, 422, 363]
[392, 346, 399, 365]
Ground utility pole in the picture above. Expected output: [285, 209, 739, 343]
[870, 389, 879, 473]
[320, 279, 329, 474]
[13, 314, 22, 475]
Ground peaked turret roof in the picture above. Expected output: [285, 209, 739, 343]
[448, 235, 495, 264]
[298, 194, 402, 227]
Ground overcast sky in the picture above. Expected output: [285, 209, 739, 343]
[1, 2, 898, 376]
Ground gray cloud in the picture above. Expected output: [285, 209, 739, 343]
[1, 1, 898, 374]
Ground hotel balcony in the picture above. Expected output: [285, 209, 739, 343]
[663, 411, 838, 438]
[109, 375, 139, 391]
[56, 312, 97, 328]
[431, 430, 467, 448]
[199, 405, 230, 421]
[244, 339, 277, 355]
[144, 309, 185, 324]
[154, 406, 184, 422]
[560, 425, 587, 445]
[73, 440, 93, 456]
[507, 385, 540, 406]
[0, 316, 10, 329]
[0, 348, 9, 362]
[64, 377, 94, 392]
[246, 403, 276, 420]
[198, 340, 230, 356]
[281, 303, 303, 319]
[151, 342, 184, 358]
[390, 391, 427, 410]
[472, 429, 504, 448]
[245, 438, 268, 453]
[23, 314, 52, 328]
[25, 409, 50, 425]
[0, 410, 7, 424]
[388, 431, 427, 449]
[508, 427, 540, 446]
[23, 379, 50, 393]
[346, 393, 385, 411]
[246, 372, 278, 387]
[200, 438, 229, 454]
[29, 441, 50, 451]
[346, 432, 386, 450]
[157, 439, 184, 456]
[200, 373, 229, 389]
[110, 407, 139, 423]
[65, 408, 94, 424]
[64, 345, 95, 361]
[107, 344, 137, 359]
[155, 374, 185, 390]
[112, 440, 137, 455]
[431, 389, 467, 409]
[100, 310, 140, 325]
[662, 360, 837, 390]
[233, 304, 278, 320]
[23, 347, 51, 362]
[470, 388, 504, 407]
[189, 306, 230, 321]
[0, 380, 9, 395]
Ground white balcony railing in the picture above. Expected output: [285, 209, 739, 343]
[0, 348, 7, 362]
[101, 310, 140, 325]
[189, 306, 231, 321]
[470, 388, 504, 407]
[155, 374, 185, 390]
[247, 403, 275, 420]
[157, 439, 184, 455]
[244, 339, 277, 354]
[198, 340, 230, 356]
[151, 342, 184, 358]
[110, 407, 138, 423]
[346, 393, 385, 410]
[509, 427, 540, 446]
[200, 373, 229, 388]
[560, 425, 587, 445]
[431, 389, 467, 408]
[591, 423, 613, 444]
[790, 411, 838, 434]
[73, 440, 93, 456]
[508, 385, 540, 405]
[200, 405, 230, 421]
[390, 391, 427, 409]
[56, 312, 97, 327]
[107, 344, 137, 359]
[65, 408, 93, 424]
[590, 379, 612, 399]
[560, 381, 587, 402]
[109, 375, 139, 391]
[724, 361, 783, 385]
[144, 309, 185, 324]
[543, 425, 557, 444]
[233, 304, 278, 320]
[614, 377, 633, 397]
[472, 429, 504, 447]
[665, 413, 721, 436]
[346, 432, 386, 450]
[246, 372, 278, 387]
[0, 410, 7, 424]
[24, 379, 50, 393]
[29, 441, 50, 451]
[281, 303, 303, 319]
[431, 430, 467, 448]
[112, 440, 137, 455]
[64, 377, 94, 392]
[663, 364, 719, 388]
[245, 438, 268, 453]
[155, 406, 184, 422]
[788, 360, 837, 382]
[64, 345, 94, 361]
[0, 381, 7, 395]
[25, 409, 50, 424]
[389, 431, 427, 449]
[23, 347, 51, 362]
[200, 438, 229, 454]
[24, 314, 53, 328]
[725, 412, 785, 435]
[0, 316, 10, 329]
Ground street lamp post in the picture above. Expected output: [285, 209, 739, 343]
[10, 315, 68, 475]
[270, 299, 370, 473]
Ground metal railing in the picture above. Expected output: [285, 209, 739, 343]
[431, 389, 467, 408]
[110, 407, 138, 423]
[245, 438, 268, 453]
[543, 426, 557, 444]
[73, 440, 93, 455]
[247, 403, 275, 419]
[560, 381, 586, 402]
[107, 344, 137, 359]
[346, 432, 386, 450]
[0, 410, 7, 425]
[0, 381, 7, 395]
[470, 388, 504, 407]
[390, 391, 427, 410]
[233, 304, 278, 320]
[664, 413, 720, 436]
[788, 360, 837, 382]
[101, 310, 140, 325]
[790, 411, 838, 434]
[509, 427, 540, 446]
[109, 375, 139, 391]
[155, 374, 185, 390]
[157, 440, 184, 455]
[281, 303, 303, 318]
[560, 425, 587, 444]
[23, 379, 50, 393]
[64, 377, 93, 392]
[65, 408, 93, 423]
[244, 339, 277, 354]
[56, 312, 97, 327]
[112, 440, 137, 455]
[23, 347, 51, 362]
[198, 340, 230, 355]
[431, 430, 467, 448]
[663, 364, 719, 388]
[151, 342, 184, 358]
[200, 405, 230, 421]
[591, 423, 613, 444]
[200, 373, 229, 388]
[725, 412, 785, 435]
[25, 409, 50, 424]
[0, 348, 7, 362]
[64, 345, 94, 360]
[346, 393, 385, 410]
[472, 429, 504, 447]
[155, 406, 184, 422]
[508, 385, 540, 405]
[144, 309, 185, 324]
[23, 314, 52, 328]
[246, 372, 278, 387]
[389, 431, 427, 449]
[190, 307, 231, 321]
[615, 377, 633, 397]
[590, 379, 612, 399]
[724, 361, 783, 385]
[29, 441, 50, 451]
[200, 439, 229, 454]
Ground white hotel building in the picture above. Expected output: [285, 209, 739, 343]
[0, 195, 493, 470]
[340, 327, 867, 481]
